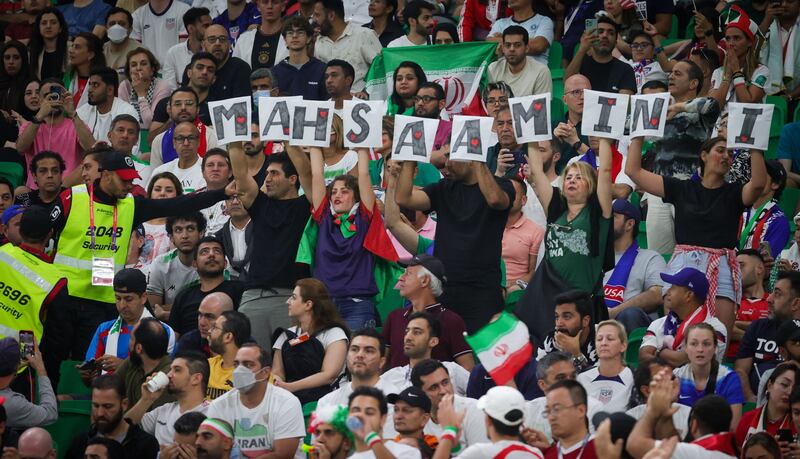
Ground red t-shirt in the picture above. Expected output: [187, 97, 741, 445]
[734, 406, 795, 448]
[728, 295, 770, 357]
[543, 439, 598, 459]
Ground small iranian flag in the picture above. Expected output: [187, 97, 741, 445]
[465, 312, 533, 386]
[364, 42, 497, 116]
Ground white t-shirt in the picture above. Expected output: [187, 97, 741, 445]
[162, 41, 193, 89]
[459, 440, 543, 459]
[131, 1, 190, 65]
[273, 326, 348, 350]
[423, 395, 488, 454]
[576, 366, 634, 414]
[350, 440, 421, 459]
[141, 400, 210, 445]
[150, 158, 206, 193]
[381, 361, 470, 397]
[146, 248, 198, 306]
[626, 403, 692, 440]
[655, 438, 735, 459]
[323, 150, 359, 185]
[710, 64, 770, 109]
[317, 377, 401, 409]
[387, 35, 423, 48]
[207, 384, 306, 459]
[524, 396, 603, 443]
[76, 98, 139, 142]
[488, 14, 554, 65]
[641, 312, 728, 361]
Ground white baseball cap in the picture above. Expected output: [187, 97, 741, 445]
[476, 386, 526, 426]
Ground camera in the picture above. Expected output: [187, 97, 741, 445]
[47, 86, 64, 102]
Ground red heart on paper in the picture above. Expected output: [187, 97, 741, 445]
[607, 99, 615, 106]
[650, 118, 658, 126]
[533, 102, 542, 111]
[236, 116, 246, 124]
[470, 138, 479, 146]
[413, 131, 422, 140]
[740, 135, 749, 142]
[283, 127, 290, 134]
[319, 110, 329, 118]
[349, 133, 357, 141]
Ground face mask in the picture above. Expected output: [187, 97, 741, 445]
[107, 24, 129, 44]
[252, 90, 270, 109]
[232, 365, 265, 393]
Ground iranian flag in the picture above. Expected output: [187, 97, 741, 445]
[364, 42, 497, 117]
[465, 312, 533, 386]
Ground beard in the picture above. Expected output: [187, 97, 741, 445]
[129, 350, 143, 367]
[95, 408, 123, 434]
[209, 335, 225, 355]
[198, 265, 224, 278]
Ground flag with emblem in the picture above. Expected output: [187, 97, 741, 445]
[364, 41, 497, 117]
[465, 311, 533, 386]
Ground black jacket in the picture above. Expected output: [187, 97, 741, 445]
[65, 420, 159, 459]
[214, 220, 254, 282]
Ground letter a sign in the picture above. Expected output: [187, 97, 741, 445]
[727, 102, 773, 151]
[581, 90, 630, 139]
[208, 96, 251, 145]
[449, 115, 493, 162]
[391, 115, 439, 163]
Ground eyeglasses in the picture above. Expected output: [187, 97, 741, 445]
[205, 35, 228, 44]
[175, 135, 199, 143]
[486, 96, 508, 105]
[414, 95, 440, 104]
[542, 404, 579, 418]
[630, 42, 652, 50]
[564, 89, 584, 98]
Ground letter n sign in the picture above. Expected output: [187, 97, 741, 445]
[629, 93, 670, 138]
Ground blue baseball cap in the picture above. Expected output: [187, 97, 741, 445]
[1, 205, 24, 226]
[612, 199, 641, 222]
[660, 267, 709, 302]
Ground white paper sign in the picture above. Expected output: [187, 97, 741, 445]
[508, 94, 552, 143]
[391, 115, 439, 163]
[207, 96, 251, 145]
[629, 93, 670, 138]
[581, 90, 630, 139]
[449, 115, 494, 162]
[343, 99, 386, 148]
[635, 1, 647, 21]
[726, 102, 774, 151]
[289, 100, 335, 147]
[258, 96, 301, 141]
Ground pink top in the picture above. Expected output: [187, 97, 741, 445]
[19, 118, 86, 189]
[118, 78, 172, 129]
[388, 214, 437, 259]
[502, 215, 544, 283]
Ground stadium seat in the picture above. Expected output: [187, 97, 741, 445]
[767, 95, 788, 138]
[795, 102, 800, 122]
[139, 129, 151, 154]
[548, 41, 563, 71]
[57, 360, 91, 397]
[669, 16, 679, 39]
[626, 327, 647, 369]
[46, 400, 91, 459]
[779, 188, 800, 222]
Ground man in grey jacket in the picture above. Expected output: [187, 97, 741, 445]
[0, 337, 57, 429]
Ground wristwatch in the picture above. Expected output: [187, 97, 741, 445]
[572, 140, 582, 151]
[31, 116, 42, 125]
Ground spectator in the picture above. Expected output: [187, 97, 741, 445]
[0, 177, 13, 213]
[131, 0, 190, 66]
[501, 177, 544, 291]
[486, 0, 554, 66]
[271, 278, 349, 404]
[639, 267, 728, 365]
[125, 351, 211, 445]
[413, 82, 451, 161]
[383, 312, 470, 394]
[308, 404, 353, 459]
[14, 150, 65, 210]
[77, 66, 138, 142]
[735, 363, 797, 448]
[625, 358, 691, 440]
[318, 328, 401, 408]
[674, 323, 744, 427]
[529, 379, 599, 458]
[195, 418, 235, 459]
[149, 86, 219, 169]
[147, 212, 207, 313]
[118, 48, 172, 132]
[382, 255, 473, 370]
[687, 47, 721, 98]
[84, 437, 124, 459]
[326, 60, 356, 117]
[206, 343, 305, 458]
[19, 79, 42, 122]
[576, 320, 633, 414]
[388, 386, 435, 456]
[212, 0, 261, 46]
[432, 22, 459, 44]
[249, 68, 280, 105]
[364, 0, 404, 47]
[729, 250, 769, 359]
[488, 26, 552, 99]
[387, 0, 434, 48]
[65, 374, 159, 459]
[204, 24, 251, 101]
[602, 199, 666, 333]
[626, 32, 667, 93]
[312, 0, 382, 92]
[166, 411, 207, 456]
[84, 268, 176, 371]
[58, 0, 111, 38]
[458, 0, 511, 42]
[206, 311, 251, 400]
[102, 8, 139, 81]
[116, 317, 175, 408]
[640, 60, 720, 254]
[16, 79, 95, 190]
[0, 41, 31, 114]
[382, 164, 441, 257]
[480, 81, 513, 119]
[0, 205, 23, 246]
[64, 33, 106, 109]
[162, 8, 212, 90]
[214, 194, 252, 281]
[4, 0, 48, 44]
[272, 16, 328, 100]
[232, 0, 287, 71]
[566, 16, 636, 94]
[106, 115, 145, 178]
[176, 292, 234, 356]
[10, 428, 55, 459]
[709, 6, 769, 109]
[141, 171, 183, 266]
[199, 149, 233, 235]
[150, 121, 207, 192]
[0, 338, 57, 428]
[28, 8, 69, 80]
[777, 121, 800, 188]
[346, 386, 421, 458]
[738, 160, 790, 257]
[743, 433, 783, 459]
[169, 236, 244, 336]
[552, 74, 591, 171]
[467, 355, 542, 402]
[411, 359, 488, 451]
[236, 121, 270, 187]
[536, 290, 598, 370]
[388, 61, 426, 116]
[559, 0, 602, 65]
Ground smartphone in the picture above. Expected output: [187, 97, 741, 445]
[511, 150, 528, 166]
[759, 241, 772, 259]
[778, 428, 794, 443]
[585, 18, 598, 34]
[19, 330, 34, 358]
[78, 359, 98, 371]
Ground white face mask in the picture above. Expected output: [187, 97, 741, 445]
[107, 24, 129, 44]
[232, 365, 266, 393]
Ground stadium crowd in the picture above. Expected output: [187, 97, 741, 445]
[0, 0, 799, 457]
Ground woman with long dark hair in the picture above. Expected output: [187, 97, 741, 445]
[28, 8, 68, 80]
[735, 363, 797, 449]
[272, 278, 349, 404]
[388, 61, 426, 116]
[64, 32, 106, 108]
[0, 41, 32, 113]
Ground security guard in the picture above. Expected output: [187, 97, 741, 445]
[48, 150, 232, 364]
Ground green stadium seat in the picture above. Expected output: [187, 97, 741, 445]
[551, 98, 566, 123]
[637, 221, 647, 249]
[767, 95, 788, 138]
[47, 400, 91, 459]
[626, 327, 647, 369]
[505, 289, 526, 311]
[685, 17, 695, 40]
[779, 188, 800, 221]
[548, 41, 563, 71]
[795, 102, 800, 122]
[57, 360, 91, 396]
[669, 16, 678, 39]
[139, 129, 151, 154]
[0, 161, 24, 189]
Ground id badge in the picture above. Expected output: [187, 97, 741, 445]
[91, 257, 115, 286]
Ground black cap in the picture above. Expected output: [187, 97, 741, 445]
[591, 412, 637, 444]
[0, 338, 20, 376]
[386, 386, 432, 413]
[765, 160, 787, 189]
[398, 254, 447, 284]
[20, 206, 52, 241]
[777, 319, 800, 346]
[100, 151, 141, 181]
[113, 268, 147, 293]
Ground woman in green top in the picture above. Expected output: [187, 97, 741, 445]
[387, 61, 426, 116]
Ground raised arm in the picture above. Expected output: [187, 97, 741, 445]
[384, 164, 421, 254]
[228, 141, 259, 209]
[395, 161, 432, 211]
[285, 145, 313, 204]
[474, 162, 511, 210]
[309, 147, 326, 211]
[526, 142, 554, 211]
[624, 137, 665, 197]
[596, 138, 613, 218]
[741, 149, 766, 206]
[357, 148, 375, 211]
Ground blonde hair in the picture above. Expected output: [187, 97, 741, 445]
[559, 161, 597, 197]
[330, 114, 344, 152]
[596, 320, 628, 346]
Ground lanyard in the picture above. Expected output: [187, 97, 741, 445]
[738, 200, 771, 249]
[88, 184, 118, 253]
[558, 434, 590, 459]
